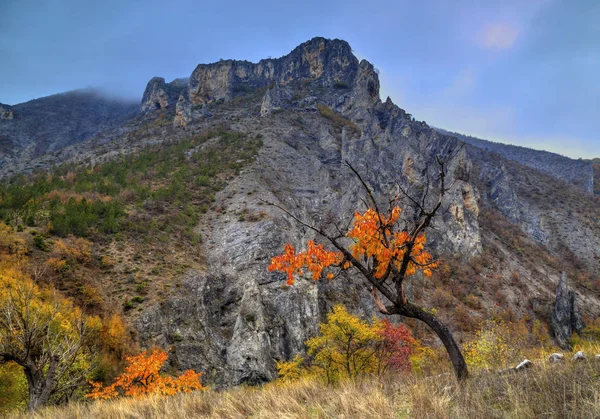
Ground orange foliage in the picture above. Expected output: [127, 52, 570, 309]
[86, 349, 205, 400]
[268, 206, 437, 285]
[53, 236, 92, 263]
[268, 241, 343, 285]
[46, 236, 93, 271]
[347, 207, 436, 278]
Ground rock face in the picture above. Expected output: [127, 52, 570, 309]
[140, 77, 188, 114]
[468, 143, 600, 274]
[174, 91, 192, 127]
[551, 273, 585, 349]
[189, 38, 359, 104]
[0, 103, 14, 120]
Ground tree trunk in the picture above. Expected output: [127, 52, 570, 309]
[24, 367, 50, 411]
[399, 302, 469, 381]
[24, 356, 59, 411]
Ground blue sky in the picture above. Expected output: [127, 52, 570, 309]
[1, 0, 598, 158]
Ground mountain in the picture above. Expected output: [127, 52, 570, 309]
[1, 37, 598, 388]
[436, 128, 595, 195]
[0, 88, 138, 178]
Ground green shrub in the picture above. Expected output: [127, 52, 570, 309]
[33, 234, 49, 252]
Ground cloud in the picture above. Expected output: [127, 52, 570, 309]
[479, 23, 520, 50]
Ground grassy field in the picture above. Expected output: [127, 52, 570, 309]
[13, 358, 600, 419]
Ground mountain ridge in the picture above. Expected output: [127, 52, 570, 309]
[435, 128, 595, 195]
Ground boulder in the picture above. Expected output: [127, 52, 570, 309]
[573, 351, 586, 361]
[515, 359, 533, 371]
[548, 353, 565, 363]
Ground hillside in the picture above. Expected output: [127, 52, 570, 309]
[0, 89, 138, 178]
[436, 128, 595, 195]
[1, 36, 599, 399]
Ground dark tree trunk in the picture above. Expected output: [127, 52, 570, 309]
[24, 356, 60, 411]
[399, 302, 469, 381]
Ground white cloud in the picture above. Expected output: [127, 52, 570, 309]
[479, 23, 520, 50]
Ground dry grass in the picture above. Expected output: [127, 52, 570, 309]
[12, 359, 600, 419]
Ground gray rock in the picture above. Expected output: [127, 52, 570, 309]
[573, 351, 586, 361]
[548, 353, 565, 363]
[260, 85, 293, 116]
[515, 359, 533, 371]
[141, 77, 187, 114]
[551, 273, 585, 350]
[439, 128, 595, 195]
[189, 37, 359, 104]
[174, 91, 192, 127]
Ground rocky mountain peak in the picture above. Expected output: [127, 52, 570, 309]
[140, 77, 188, 114]
[187, 37, 368, 105]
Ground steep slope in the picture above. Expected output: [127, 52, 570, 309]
[1, 37, 598, 389]
[436, 128, 595, 195]
[0, 88, 138, 178]
[593, 158, 600, 196]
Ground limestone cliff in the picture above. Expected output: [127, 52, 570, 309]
[188, 38, 359, 104]
[140, 77, 188, 114]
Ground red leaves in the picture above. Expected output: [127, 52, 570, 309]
[377, 319, 416, 371]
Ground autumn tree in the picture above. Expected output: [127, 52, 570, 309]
[0, 223, 102, 411]
[268, 158, 469, 380]
[0, 264, 102, 410]
[276, 305, 414, 383]
[86, 349, 205, 400]
[307, 304, 382, 383]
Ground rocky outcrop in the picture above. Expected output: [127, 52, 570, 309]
[260, 85, 295, 116]
[174, 91, 192, 127]
[189, 37, 359, 104]
[0, 103, 14, 120]
[140, 77, 188, 114]
[551, 273, 585, 349]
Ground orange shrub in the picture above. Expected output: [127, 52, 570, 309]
[86, 349, 205, 400]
